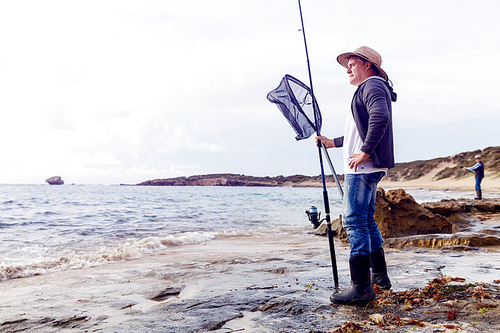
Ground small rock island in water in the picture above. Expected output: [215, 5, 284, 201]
[45, 176, 64, 185]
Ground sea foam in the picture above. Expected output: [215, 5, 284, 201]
[0, 230, 244, 280]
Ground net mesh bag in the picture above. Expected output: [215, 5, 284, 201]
[266, 74, 322, 140]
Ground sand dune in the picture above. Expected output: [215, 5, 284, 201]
[379, 162, 500, 192]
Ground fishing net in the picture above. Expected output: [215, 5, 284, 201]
[266, 74, 322, 140]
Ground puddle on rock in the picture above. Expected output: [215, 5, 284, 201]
[214, 310, 266, 333]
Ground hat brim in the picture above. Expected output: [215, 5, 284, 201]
[337, 52, 388, 81]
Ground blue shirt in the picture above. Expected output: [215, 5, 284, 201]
[466, 161, 484, 179]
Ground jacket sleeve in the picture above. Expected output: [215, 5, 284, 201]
[466, 162, 481, 171]
[333, 136, 344, 148]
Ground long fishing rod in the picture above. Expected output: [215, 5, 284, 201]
[321, 146, 344, 199]
[297, 0, 339, 289]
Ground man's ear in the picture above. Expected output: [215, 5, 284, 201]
[364, 61, 372, 71]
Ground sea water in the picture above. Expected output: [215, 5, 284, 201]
[1, 184, 341, 280]
[0, 184, 487, 281]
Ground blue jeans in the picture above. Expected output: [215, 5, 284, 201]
[343, 172, 385, 257]
[475, 178, 482, 191]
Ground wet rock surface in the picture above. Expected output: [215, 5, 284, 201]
[423, 198, 500, 216]
[24, 274, 490, 333]
[8, 277, 494, 333]
[151, 285, 185, 301]
[385, 231, 500, 249]
[2, 244, 500, 333]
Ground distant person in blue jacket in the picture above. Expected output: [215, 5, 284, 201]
[462, 155, 484, 200]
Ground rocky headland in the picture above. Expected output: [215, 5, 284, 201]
[136, 173, 332, 187]
[136, 146, 500, 191]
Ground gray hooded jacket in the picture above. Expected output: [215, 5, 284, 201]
[333, 78, 397, 169]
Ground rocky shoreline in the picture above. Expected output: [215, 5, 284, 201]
[102, 276, 500, 333]
[317, 189, 500, 251]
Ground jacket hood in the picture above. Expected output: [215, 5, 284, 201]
[386, 80, 397, 102]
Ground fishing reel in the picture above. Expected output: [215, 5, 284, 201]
[305, 205, 324, 229]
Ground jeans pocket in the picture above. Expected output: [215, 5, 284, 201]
[368, 171, 385, 185]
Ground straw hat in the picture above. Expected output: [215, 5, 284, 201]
[475, 155, 482, 159]
[337, 46, 388, 81]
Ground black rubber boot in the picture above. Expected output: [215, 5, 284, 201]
[330, 255, 375, 305]
[475, 190, 482, 200]
[370, 248, 391, 290]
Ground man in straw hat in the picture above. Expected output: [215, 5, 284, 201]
[462, 154, 484, 200]
[317, 46, 397, 305]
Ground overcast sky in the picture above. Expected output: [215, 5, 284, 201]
[1, 0, 499, 184]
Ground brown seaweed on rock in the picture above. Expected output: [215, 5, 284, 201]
[330, 276, 500, 332]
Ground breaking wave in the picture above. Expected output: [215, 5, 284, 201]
[0, 230, 249, 281]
